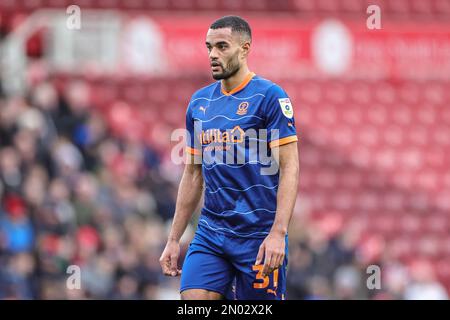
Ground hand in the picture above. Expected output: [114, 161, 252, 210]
[255, 231, 286, 278]
[159, 240, 182, 277]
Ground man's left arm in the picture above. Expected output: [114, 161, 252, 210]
[255, 141, 299, 277]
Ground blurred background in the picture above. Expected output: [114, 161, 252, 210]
[0, 0, 449, 300]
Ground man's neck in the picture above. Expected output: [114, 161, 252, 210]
[221, 65, 251, 93]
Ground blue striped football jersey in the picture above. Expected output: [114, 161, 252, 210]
[185, 72, 298, 238]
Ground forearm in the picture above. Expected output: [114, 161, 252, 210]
[271, 158, 299, 236]
[168, 165, 203, 242]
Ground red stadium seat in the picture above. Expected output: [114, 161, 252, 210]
[411, 0, 433, 15]
[144, 0, 169, 9]
[195, 0, 220, 10]
[170, 0, 194, 10]
[435, 0, 450, 18]
[317, 0, 340, 12]
[292, 0, 316, 12]
[219, 0, 244, 10]
[340, 0, 365, 13]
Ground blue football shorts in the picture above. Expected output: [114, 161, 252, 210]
[180, 223, 288, 300]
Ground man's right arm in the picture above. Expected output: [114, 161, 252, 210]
[168, 159, 203, 242]
[159, 156, 203, 276]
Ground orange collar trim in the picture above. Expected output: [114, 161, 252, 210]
[221, 72, 255, 96]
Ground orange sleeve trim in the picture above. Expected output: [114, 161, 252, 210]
[269, 135, 298, 148]
[221, 72, 255, 96]
[186, 146, 201, 155]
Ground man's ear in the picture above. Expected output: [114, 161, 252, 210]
[241, 41, 251, 59]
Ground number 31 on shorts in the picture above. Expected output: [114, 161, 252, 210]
[252, 265, 279, 289]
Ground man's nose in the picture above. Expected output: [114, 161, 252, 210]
[209, 47, 219, 60]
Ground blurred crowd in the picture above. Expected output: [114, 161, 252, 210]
[0, 68, 448, 300]
[286, 210, 448, 300]
[0, 73, 190, 299]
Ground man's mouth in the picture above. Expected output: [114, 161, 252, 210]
[211, 62, 222, 71]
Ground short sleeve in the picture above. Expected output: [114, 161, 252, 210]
[264, 85, 298, 148]
[185, 103, 201, 155]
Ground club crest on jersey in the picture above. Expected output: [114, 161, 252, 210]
[278, 98, 293, 119]
[236, 102, 249, 115]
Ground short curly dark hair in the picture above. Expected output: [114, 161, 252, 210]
[210, 15, 252, 42]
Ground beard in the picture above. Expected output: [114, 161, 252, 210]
[212, 54, 241, 80]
